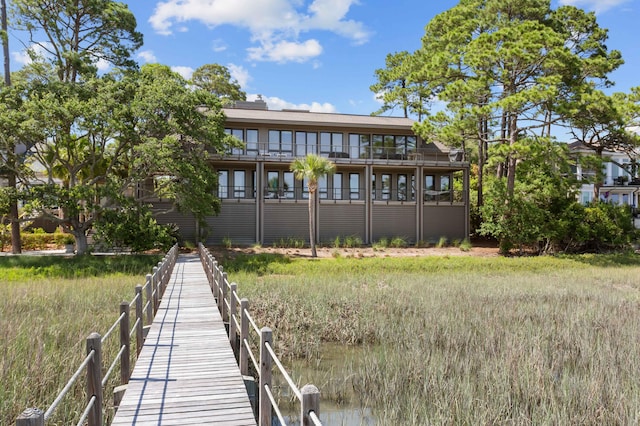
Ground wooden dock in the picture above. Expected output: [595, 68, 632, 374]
[111, 254, 256, 425]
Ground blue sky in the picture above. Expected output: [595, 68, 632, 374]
[9, 0, 640, 116]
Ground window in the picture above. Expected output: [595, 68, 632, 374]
[296, 131, 317, 156]
[218, 170, 228, 199]
[381, 174, 391, 200]
[319, 176, 328, 199]
[234, 170, 245, 198]
[225, 129, 244, 155]
[333, 173, 343, 200]
[246, 129, 258, 154]
[398, 174, 407, 201]
[440, 175, 451, 201]
[371, 174, 376, 200]
[349, 134, 370, 159]
[283, 172, 294, 199]
[372, 135, 384, 158]
[350, 173, 360, 200]
[320, 132, 343, 155]
[424, 174, 435, 201]
[266, 171, 279, 198]
[268, 130, 293, 154]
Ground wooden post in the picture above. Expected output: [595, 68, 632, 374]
[222, 272, 229, 322]
[229, 283, 238, 354]
[259, 327, 272, 426]
[218, 266, 225, 313]
[157, 261, 163, 291]
[301, 384, 320, 426]
[119, 302, 130, 385]
[145, 273, 153, 324]
[86, 332, 103, 426]
[212, 260, 219, 300]
[240, 298, 250, 376]
[15, 408, 44, 426]
[135, 285, 143, 355]
[152, 267, 159, 314]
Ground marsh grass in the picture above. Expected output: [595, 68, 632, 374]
[1, 254, 160, 425]
[228, 252, 640, 425]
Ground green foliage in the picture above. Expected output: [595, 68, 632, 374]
[272, 237, 306, 249]
[331, 235, 363, 248]
[222, 236, 233, 249]
[93, 203, 178, 253]
[191, 64, 246, 105]
[436, 236, 448, 248]
[389, 236, 408, 248]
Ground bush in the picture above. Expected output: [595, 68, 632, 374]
[93, 204, 178, 253]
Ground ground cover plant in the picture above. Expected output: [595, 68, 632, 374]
[1, 254, 161, 425]
[222, 251, 640, 425]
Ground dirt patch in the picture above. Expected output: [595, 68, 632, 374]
[211, 241, 500, 260]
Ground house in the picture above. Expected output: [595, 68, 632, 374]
[569, 141, 640, 227]
[153, 98, 470, 246]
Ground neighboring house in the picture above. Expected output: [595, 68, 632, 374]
[152, 98, 470, 245]
[569, 141, 640, 228]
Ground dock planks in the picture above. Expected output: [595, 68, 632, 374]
[111, 254, 256, 425]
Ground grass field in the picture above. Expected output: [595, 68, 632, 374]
[218, 251, 640, 425]
[1, 254, 161, 426]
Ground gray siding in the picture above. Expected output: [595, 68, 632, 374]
[372, 204, 417, 243]
[152, 202, 197, 243]
[423, 205, 466, 242]
[206, 202, 257, 245]
[263, 202, 308, 244]
[318, 203, 366, 244]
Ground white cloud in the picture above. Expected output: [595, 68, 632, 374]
[247, 39, 322, 63]
[171, 65, 195, 79]
[11, 43, 52, 65]
[149, 0, 371, 63]
[227, 63, 251, 88]
[137, 50, 158, 63]
[557, 0, 631, 13]
[247, 93, 337, 113]
[211, 39, 228, 53]
[95, 58, 111, 72]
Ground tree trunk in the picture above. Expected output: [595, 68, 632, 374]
[75, 231, 89, 255]
[308, 189, 316, 257]
[3, 0, 20, 254]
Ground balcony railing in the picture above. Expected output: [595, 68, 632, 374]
[213, 144, 464, 163]
[218, 185, 466, 203]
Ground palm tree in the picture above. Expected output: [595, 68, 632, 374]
[290, 154, 335, 257]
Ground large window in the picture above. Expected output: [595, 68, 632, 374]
[440, 175, 451, 201]
[381, 174, 391, 200]
[320, 132, 343, 155]
[333, 173, 343, 200]
[225, 129, 244, 155]
[268, 130, 293, 154]
[398, 174, 407, 201]
[295, 131, 317, 156]
[424, 174, 435, 201]
[283, 172, 294, 199]
[319, 176, 328, 199]
[246, 129, 258, 154]
[233, 170, 245, 198]
[266, 171, 279, 198]
[218, 170, 228, 198]
[350, 173, 360, 200]
[349, 134, 370, 159]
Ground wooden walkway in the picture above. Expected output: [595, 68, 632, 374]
[112, 254, 256, 425]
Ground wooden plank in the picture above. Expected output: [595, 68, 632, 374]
[112, 254, 256, 426]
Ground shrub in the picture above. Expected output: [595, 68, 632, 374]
[273, 237, 306, 248]
[389, 236, 407, 248]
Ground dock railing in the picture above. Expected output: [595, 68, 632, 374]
[15, 244, 179, 426]
[198, 243, 322, 426]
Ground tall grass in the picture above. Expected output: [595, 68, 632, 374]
[1, 254, 160, 425]
[225, 252, 640, 425]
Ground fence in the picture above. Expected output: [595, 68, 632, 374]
[198, 243, 322, 426]
[15, 244, 179, 426]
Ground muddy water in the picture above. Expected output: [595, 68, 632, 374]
[275, 343, 377, 425]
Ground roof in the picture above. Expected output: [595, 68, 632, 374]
[222, 107, 416, 132]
